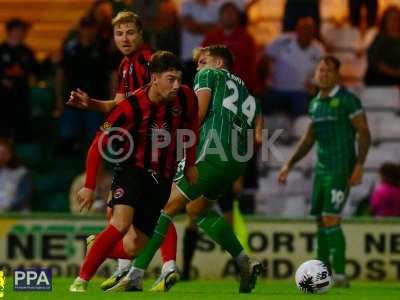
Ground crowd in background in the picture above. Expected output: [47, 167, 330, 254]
[0, 0, 399, 216]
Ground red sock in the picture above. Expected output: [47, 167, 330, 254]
[79, 224, 124, 281]
[107, 239, 132, 259]
[160, 223, 177, 262]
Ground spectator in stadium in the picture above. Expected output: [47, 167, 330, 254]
[202, 2, 257, 92]
[0, 137, 32, 212]
[349, 0, 378, 29]
[69, 162, 112, 214]
[262, 17, 324, 117]
[321, 5, 377, 83]
[180, 0, 219, 86]
[54, 17, 113, 153]
[365, 6, 400, 86]
[0, 18, 38, 142]
[370, 162, 400, 217]
[282, 0, 320, 33]
[153, 0, 180, 55]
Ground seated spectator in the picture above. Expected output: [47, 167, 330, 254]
[370, 162, 400, 217]
[262, 17, 324, 117]
[69, 162, 112, 214]
[282, 0, 320, 33]
[349, 0, 378, 29]
[365, 6, 400, 86]
[0, 137, 32, 212]
[0, 18, 38, 142]
[321, 7, 377, 83]
[180, 0, 220, 86]
[202, 2, 257, 92]
[55, 17, 113, 153]
[153, 0, 180, 55]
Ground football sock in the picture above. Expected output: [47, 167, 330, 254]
[79, 224, 124, 281]
[160, 223, 177, 263]
[133, 212, 171, 270]
[316, 227, 330, 267]
[182, 227, 199, 279]
[117, 259, 131, 272]
[196, 210, 244, 258]
[107, 239, 132, 259]
[326, 225, 346, 274]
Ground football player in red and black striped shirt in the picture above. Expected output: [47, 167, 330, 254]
[67, 11, 180, 285]
[67, 11, 151, 111]
[70, 51, 199, 292]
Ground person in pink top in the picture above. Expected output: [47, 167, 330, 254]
[370, 162, 400, 217]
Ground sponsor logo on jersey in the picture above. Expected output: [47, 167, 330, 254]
[171, 106, 182, 116]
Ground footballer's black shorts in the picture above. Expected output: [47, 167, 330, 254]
[217, 186, 234, 212]
[109, 167, 172, 236]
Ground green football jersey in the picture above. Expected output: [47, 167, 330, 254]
[194, 67, 261, 162]
[308, 86, 364, 175]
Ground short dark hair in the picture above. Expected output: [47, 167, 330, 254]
[219, 2, 241, 17]
[149, 51, 182, 74]
[0, 137, 21, 169]
[320, 55, 341, 72]
[380, 162, 400, 187]
[6, 18, 30, 32]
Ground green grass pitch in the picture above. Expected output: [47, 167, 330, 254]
[3, 278, 400, 300]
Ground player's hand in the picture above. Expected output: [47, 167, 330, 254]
[184, 165, 198, 186]
[277, 163, 291, 185]
[66, 88, 90, 110]
[350, 162, 363, 186]
[77, 187, 95, 212]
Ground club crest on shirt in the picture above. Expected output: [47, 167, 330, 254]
[330, 98, 340, 108]
[129, 64, 134, 75]
[101, 122, 112, 131]
[114, 188, 124, 199]
[171, 106, 182, 116]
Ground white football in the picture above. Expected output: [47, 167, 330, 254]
[295, 260, 333, 294]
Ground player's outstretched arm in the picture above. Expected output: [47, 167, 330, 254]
[66, 89, 123, 114]
[278, 123, 315, 185]
[350, 113, 371, 186]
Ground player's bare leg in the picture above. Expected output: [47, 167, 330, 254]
[100, 226, 149, 290]
[70, 204, 134, 292]
[109, 184, 262, 293]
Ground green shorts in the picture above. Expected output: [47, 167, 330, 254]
[310, 172, 351, 217]
[175, 158, 245, 201]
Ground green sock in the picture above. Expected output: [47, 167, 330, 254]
[316, 227, 330, 266]
[325, 225, 346, 274]
[196, 210, 244, 257]
[133, 212, 171, 270]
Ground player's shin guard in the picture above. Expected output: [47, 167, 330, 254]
[79, 224, 124, 281]
[133, 212, 172, 270]
[326, 225, 346, 274]
[316, 227, 330, 267]
[160, 223, 177, 263]
[196, 210, 243, 258]
[182, 227, 199, 280]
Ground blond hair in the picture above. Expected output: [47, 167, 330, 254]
[112, 11, 142, 31]
[192, 47, 206, 63]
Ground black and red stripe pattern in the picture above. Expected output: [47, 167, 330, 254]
[84, 85, 198, 189]
[117, 44, 152, 97]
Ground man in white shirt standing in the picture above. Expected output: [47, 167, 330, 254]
[263, 17, 325, 118]
[180, 0, 219, 86]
